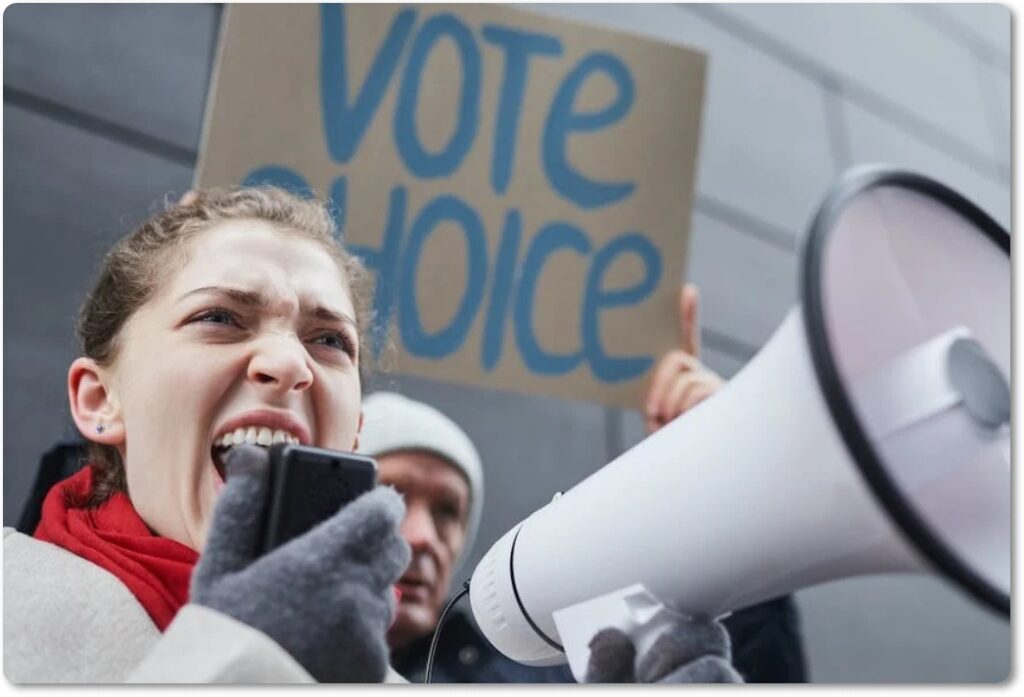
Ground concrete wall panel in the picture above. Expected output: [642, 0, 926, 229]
[3, 3, 218, 150]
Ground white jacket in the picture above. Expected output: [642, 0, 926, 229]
[2, 528, 405, 683]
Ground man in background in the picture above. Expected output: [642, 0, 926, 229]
[358, 390, 571, 681]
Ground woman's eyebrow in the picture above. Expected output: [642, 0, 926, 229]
[176, 285, 265, 307]
[178, 285, 356, 327]
[308, 305, 357, 329]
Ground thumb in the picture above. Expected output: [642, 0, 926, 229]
[679, 283, 701, 358]
[585, 628, 637, 683]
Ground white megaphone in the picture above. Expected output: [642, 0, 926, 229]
[469, 166, 1011, 681]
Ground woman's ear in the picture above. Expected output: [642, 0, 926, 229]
[68, 357, 125, 445]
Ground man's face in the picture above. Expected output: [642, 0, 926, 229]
[378, 450, 470, 649]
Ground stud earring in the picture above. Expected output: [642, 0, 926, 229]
[95, 424, 105, 434]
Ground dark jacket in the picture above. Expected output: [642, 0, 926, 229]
[392, 595, 806, 683]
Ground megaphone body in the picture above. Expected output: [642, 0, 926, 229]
[469, 167, 1010, 678]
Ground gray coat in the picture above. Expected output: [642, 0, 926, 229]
[2, 528, 405, 683]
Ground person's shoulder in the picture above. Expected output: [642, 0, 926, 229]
[5, 527, 126, 601]
[3, 528, 159, 683]
[4, 527, 91, 600]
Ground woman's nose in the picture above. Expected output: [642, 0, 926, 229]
[247, 334, 314, 392]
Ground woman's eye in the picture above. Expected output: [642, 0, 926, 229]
[311, 332, 356, 359]
[190, 309, 240, 327]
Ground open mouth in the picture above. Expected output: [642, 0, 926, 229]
[211, 427, 301, 480]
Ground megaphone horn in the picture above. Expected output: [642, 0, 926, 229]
[469, 166, 1011, 676]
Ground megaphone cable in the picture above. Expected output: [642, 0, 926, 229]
[424, 580, 472, 683]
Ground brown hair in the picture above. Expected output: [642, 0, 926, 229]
[75, 186, 375, 506]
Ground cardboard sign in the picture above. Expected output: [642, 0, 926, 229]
[196, 4, 705, 408]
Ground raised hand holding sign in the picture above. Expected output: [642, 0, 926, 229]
[644, 284, 724, 433]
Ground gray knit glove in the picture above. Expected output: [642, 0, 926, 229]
[190, 445, 411, 683]
[584, 615, 743, 683]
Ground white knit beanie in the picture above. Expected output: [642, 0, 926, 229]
[357, 391, 485, 562]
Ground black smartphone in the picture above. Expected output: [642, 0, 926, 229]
[259, 443, 378, 555]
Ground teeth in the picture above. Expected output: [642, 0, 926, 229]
[216, 427, 301, 449]
[257, 427, 272, 446]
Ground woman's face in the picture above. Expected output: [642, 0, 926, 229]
[104, 220, 362, 550]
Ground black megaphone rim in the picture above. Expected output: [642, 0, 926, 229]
[800, 165, 1011, 618]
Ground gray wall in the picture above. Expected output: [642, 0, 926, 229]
[4, 3, 1011, 682]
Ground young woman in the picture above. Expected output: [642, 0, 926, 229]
[3, 186, 743, 684]
[3, 187, 410, 683]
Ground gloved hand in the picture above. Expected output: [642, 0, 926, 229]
[190, 445, 411, 683]
[584, 614, 744, 683]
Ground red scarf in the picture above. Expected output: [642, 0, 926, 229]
[34, 466, 199, 631]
